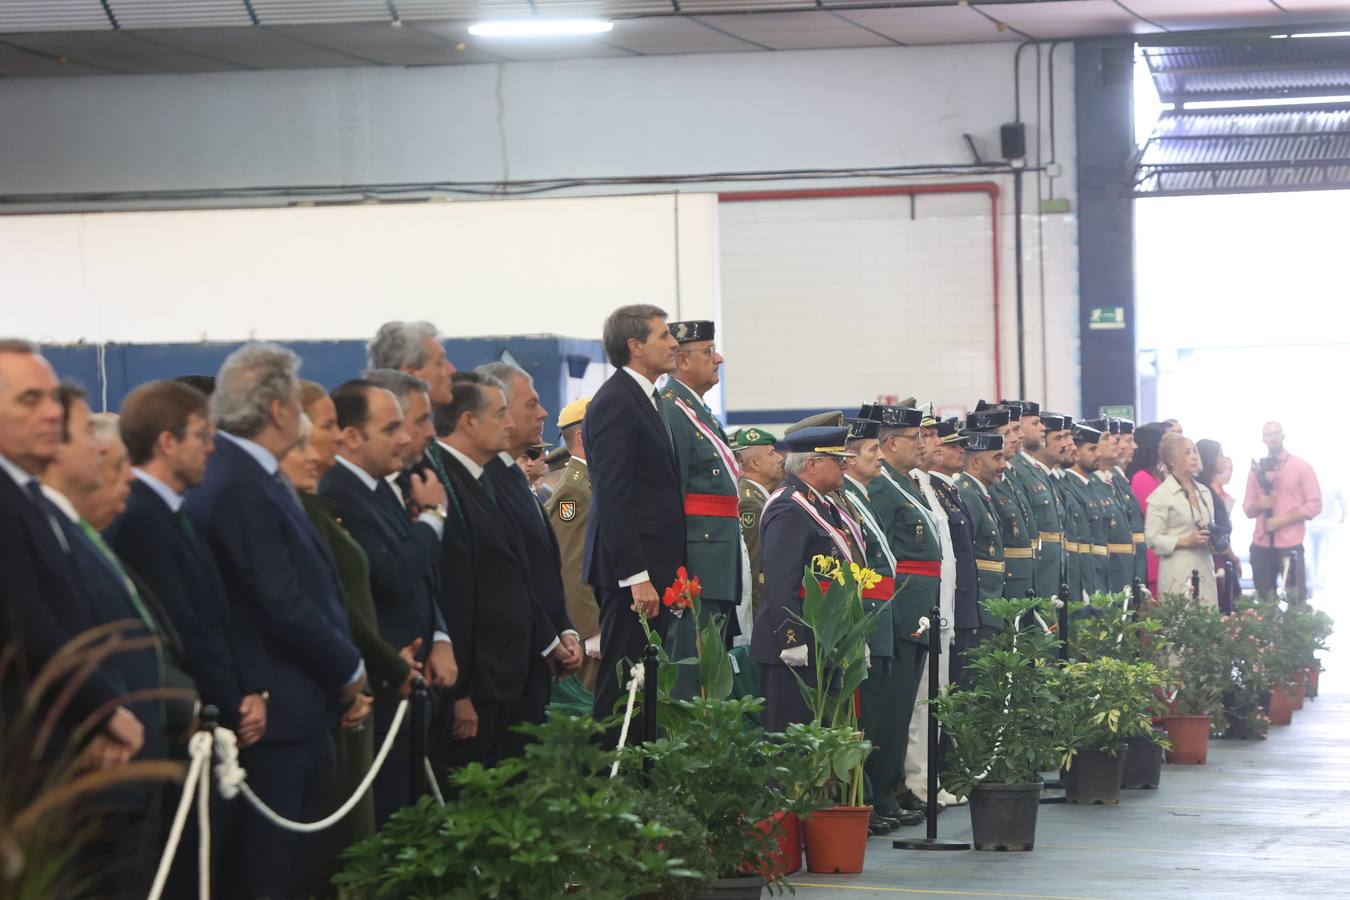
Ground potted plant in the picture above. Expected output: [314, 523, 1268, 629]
[930, 597, 1068, 851]
[786, 556, 886, 874]
[1220, 604, 1272, 740]
[1057, 658, 1170, 804]
[337, 715, 701, 898]
[1154, 592, 1229, 764]
[772, 722, 872, 877]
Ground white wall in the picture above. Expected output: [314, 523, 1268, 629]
[0, 41, 1080, 415]
[2, 193, 720, 344]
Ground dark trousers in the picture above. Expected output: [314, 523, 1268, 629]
[161, 776, 243, 900]
[503, 660, 552, 759]
[1251, 544, 1308, 601]
[758, 662, 815, 733]
[223, 735, 333, 900]
[83, 795, 163, 900]
[864, 643, 925, 813]
[592, 585, 671, 746]
[444, 696, 515, 771]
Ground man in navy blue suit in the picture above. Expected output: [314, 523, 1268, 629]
[187, 343, 369, 900]
[584, 305, 685, 741]
[322, 377, 458, 822]
[0, 340, 146, 769]
[476, 361, 582, 751]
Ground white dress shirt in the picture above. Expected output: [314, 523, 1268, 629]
[334, 454, 443, 540]
[617, 367, 663, 588]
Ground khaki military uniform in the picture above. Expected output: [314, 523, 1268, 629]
[545, 456, 600, 691]
[738, 476, 772, 618]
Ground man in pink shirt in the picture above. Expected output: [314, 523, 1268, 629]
[1243, 421, 1321, 601]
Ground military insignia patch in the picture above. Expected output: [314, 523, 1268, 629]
[559, 500, 577, 522]
[741, 511, 758, 529]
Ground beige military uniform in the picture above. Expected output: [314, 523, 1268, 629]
[545, 456, 600, 691]
[738, 476, 772, 619]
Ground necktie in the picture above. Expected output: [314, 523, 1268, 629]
[78, 519, 165, 674]
[506, 463, 548, 525]
[479, 471, 498, 506]
[376, 479, 408, 523]
[26, 479, 71, 553]
[275, 470, 305, 512]
[424, 447, 467, 527]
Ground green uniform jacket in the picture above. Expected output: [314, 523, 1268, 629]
[544, 457, 599, 640]
[1092, 471, 1135, 592]
[990, 471, 1037, 598]
[662, 378, 742, 605]
[1054, 471, 1091, 603]
[867, 462, 940, 647]
[1112, 468, 1148, 586]
[841, 476, 898, 659]
[1063, 470, 1109, 594]
[956, 473, 1006, 605]
[738, 477, 771, 618]
[1012, 454, 1066, 598]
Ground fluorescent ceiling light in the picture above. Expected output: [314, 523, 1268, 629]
[468, 18, 613, 37]
[1271, 31, 1350, 39]
[1183, 94, 1350, 110]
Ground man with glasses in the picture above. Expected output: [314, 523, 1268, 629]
[749, 424, 859, 732]
[661, 321, 748, 654]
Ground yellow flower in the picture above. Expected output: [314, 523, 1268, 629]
[850, 563, 883, 591]
[811, 554, 842, 581]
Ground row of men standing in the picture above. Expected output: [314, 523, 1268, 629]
[737, 402, 1151, 834]
[0, 325, 593, 899]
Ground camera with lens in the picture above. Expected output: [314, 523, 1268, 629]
[1207, 520, 1232, 553]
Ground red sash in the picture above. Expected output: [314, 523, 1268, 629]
[684, 493, 739, 517]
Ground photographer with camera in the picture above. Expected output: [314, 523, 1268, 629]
[1145, 433, 1219, 606]
[1243, 421, 1322, 602]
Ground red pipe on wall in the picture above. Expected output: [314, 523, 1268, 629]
[718, 182, 1003, 400]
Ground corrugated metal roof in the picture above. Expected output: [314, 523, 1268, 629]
[1134, 105, 1350, 196]
[1143, 39, 1350, 103]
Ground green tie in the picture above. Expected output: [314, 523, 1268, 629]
[79, 519, 166, 677]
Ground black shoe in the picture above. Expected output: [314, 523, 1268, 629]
[899, 790, 926, 812]
[882, 809, 924, 827]
[868, 813, 895, 836]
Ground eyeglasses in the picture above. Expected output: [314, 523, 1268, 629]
[682, 344, 718, 357]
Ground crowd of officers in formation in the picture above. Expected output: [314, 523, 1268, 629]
[0, 307, 1162, 896]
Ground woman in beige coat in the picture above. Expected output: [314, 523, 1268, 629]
[1146, 433, 1219, 606]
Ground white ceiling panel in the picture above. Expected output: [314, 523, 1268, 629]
[0, 0, 108, 32]
[601, 16, 759, 55]
[3, 30, 242, 72]
[1124, 0, 1295, 31]
[138, 26, 374, 69]
[252, 0, 392, 26]
[995, 0, 1142, 39]
[694, 10, 895, 50]
[839, 5, 1016, 45]
[108, 0, 253, 29]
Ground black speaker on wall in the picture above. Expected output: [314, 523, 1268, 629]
[1000, 122, 1026, 161]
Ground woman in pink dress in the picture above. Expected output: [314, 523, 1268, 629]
[1129, 423, 1166, 595]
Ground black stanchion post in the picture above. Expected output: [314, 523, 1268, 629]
[1191, 568, 1201, 600]
[642, 644, 659, 780]
[894, 606, 970, 851]
[1131, 576, 1142, 611]
[408, 677, 427, 802]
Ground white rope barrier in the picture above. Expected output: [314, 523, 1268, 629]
[147, 731, 213, 900]
[608, 663, 645, 780]
[424, 757, 446, 807]
[215, 699, 409, 834]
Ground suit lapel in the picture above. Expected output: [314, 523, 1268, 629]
[617, 369, 679, 476]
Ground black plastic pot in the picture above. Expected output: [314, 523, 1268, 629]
[969, 782, 1042, 851]
[699, 875, 766, 899]
[1065, 746, 1127, 805]
[1120, 735, 1164, 789]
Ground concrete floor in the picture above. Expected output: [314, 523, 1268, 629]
[792, 666, 1350, 899]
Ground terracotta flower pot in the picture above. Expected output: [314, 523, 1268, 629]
[753, 811, 801, 878]
[1268, 686, 1295, 725]
[1161, 715, 1210, 764]
[802, 805, 871, 874]
[1294, 680, 1306, 709]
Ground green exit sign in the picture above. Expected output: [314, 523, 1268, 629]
[1100, 405, 1135, 420]
[1088, 306, 1126, 330]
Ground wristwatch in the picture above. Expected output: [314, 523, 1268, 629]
[423, 504, 448, 522]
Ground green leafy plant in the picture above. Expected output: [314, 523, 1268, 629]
[775, 721, 873, 812]
[1068, 593, 1168, 663]
[623, 696, 791, 888]
[1154, 592, 1230, 718]
[929, 597, 1069, 796]
[1221, 604, 1272, 739]
[1057, 658, 1171, 759]
[336, 714, 699, 899]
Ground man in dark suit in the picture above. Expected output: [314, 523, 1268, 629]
[186, 342, 368, 900]
[435, 371, 569, 767]
[476, 361, 582, 749]
[0, 341, 145, 769]
[41, 383, 178, 897]
[750, 426, 860, 732]
[322, 378, 457, 822]
[583, 305, 685, 739]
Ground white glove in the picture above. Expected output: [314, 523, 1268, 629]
[779, 644, 809, 667]
[584, 634, 601, 659]
[865, 644, 872, 669]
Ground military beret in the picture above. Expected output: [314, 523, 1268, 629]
[731, 426, 779, 449]
[557, 396, 591, 430]
[785, 410, 845, 435]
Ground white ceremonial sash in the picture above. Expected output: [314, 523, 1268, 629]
[846, 491, 898, 573]
[790, 491, 855, 563]
[880, 468, 939, 533]
[672, 397, 741, 489]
